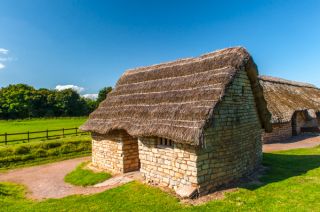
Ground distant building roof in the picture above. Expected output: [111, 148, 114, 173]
[259, 76, 320, 124]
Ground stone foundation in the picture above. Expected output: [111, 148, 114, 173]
[263, 122, 292, 143]
[138, 137, 198, 190]
[91, 132, 139, 174]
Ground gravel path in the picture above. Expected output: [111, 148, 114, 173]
[263, 135, 320, 152]
[0, 157, 135, 200]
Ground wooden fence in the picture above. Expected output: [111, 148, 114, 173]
[0, 128, 89, 145]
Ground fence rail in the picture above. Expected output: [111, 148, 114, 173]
[0, 127, 89, 145]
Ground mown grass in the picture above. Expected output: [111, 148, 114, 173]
[0, 117, 87, 145]
[1, 146, 320, 211]
[0, 117, 87, 133]
[0, 136, 91, 170]
[65, 162, 112, 186]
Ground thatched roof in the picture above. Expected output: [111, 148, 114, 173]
[259, 76, 320, 124]
[81, 47, 271, 146]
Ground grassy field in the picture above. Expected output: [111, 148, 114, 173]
[1, 146, 320, 211]
[0, 117, 87, 145]
[0, 118, 91, 169]
[65, 162, 112, 186]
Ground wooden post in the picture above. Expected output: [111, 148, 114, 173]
[46, 129, 49, 139]
[4, 133, 7, 145]
[27, 131, 30, 142]
[62, 128, 65, 137]
[75, 128, 78, 136]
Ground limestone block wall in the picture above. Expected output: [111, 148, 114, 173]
[197, 68, 263, 195]
[262, 122, 292, 143]
[138, 137, 198, 190]
[91, 132, 139, 174]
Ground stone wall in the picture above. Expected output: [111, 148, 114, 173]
[197, 68, 263, 195]
[91, 131, 139, 174]
[138, 137, 198, 190]
[262, 122, 292, 143]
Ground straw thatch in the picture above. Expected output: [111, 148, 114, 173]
[259, 76, 320, 124]
[81, 47, 271, 146]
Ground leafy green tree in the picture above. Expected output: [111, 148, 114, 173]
[96, 87, 112, 104]
[54, 89, 86, 116]
[0, 84, 35, 119]
[30, 88, 55, 117]
[0, 84, 112, 119]
[82, 98, 98, 114]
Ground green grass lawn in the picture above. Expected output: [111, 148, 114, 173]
[65, 162, 112, 186]
[0, 136, 92, 170]
[1, 146, 320, 211]
[0, 117, 87, 145]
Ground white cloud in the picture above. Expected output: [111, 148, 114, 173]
[0, 48, 9, 55]
[82, 94, 98, 100]
[55, 85, 85, 93]
[0, 48, 14, 71]
[0, 57, 13, 62]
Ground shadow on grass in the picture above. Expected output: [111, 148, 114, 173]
[262, 153, 320, 182]
[243, 152, 320, 190]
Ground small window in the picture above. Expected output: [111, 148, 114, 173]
[157, 137, 174, 148]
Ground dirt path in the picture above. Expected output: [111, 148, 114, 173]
[263, 135, 320, 152]
[0, 157, 136, 200]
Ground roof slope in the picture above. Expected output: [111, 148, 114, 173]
[259, 76, 320, 124]
[81, 47, 271, 146]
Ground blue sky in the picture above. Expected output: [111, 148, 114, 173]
[0, 0, 320, 96]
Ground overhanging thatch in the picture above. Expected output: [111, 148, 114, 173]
[259, 76, 320, 124]
[81, 47, 271, 146]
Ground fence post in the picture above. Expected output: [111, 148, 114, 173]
[62, 128, 65, 137]
[27, 131, 30, 142]
[5, 133, 7, 145]
[75, 127, 78, 136]
[46, 129, 49, 139]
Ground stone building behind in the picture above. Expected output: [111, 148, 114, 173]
[259, 76, 320, 143]
[80, 47, 271, 197]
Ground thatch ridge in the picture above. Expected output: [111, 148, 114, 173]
[124, 46, 243, 75]
[259, 75, 320, 124]
[81, 47, 271, 146]
[259, 76, 317, 89]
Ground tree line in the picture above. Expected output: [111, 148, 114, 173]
[0, 84, 112, 119]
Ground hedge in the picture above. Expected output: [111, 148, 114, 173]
[0, 138, 91, 169]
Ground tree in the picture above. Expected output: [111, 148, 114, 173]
[0, 84, 113, 119]
[0, 84, 35, 119]
[30, 88, 55, 117]
[54, 89, 87, 116]
[82, 98, 98, 114]
[96, 87, 112, 104]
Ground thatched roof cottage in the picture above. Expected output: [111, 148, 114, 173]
[259, 76, 320, 143]
[81, 47, 271, 197]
